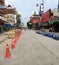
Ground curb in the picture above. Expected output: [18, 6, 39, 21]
[36, 31, 59, 40]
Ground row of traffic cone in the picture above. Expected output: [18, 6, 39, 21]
[5, 30, 22, 59]
[11, 30, 22, 49]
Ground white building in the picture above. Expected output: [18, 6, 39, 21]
[4, 5, 17, 26]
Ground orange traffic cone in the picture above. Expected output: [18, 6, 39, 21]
[12, 38, 16, 43]
[15, 37, 17, 43]
[5, 44, 11, 59]
[11, 40, 15, 49]
[17, 36, 19, 40]
[20, 31, 22, 35]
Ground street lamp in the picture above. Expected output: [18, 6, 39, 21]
[36, 0, 44, 16]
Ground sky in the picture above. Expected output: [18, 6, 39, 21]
[5, 0, 58, 25]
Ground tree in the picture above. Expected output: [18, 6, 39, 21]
[16, 14, 21, 28]
[27, 21, 33, 29]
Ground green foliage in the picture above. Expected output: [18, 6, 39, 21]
[16, 14, 21, 28]
[27, 21, 33, 29]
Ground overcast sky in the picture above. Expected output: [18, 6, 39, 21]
[5, 0, 58, 25]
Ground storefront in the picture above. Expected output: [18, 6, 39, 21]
[30, 15, 41, 30]
[0, 19, 5, 32]
[50, 17, 59, 32]
[41, 9, 51, 29]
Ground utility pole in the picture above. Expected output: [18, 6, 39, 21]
[58, 0, 59, 16]
[39, 0, 44, 16]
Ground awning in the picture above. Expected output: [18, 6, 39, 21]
[50, 17, 59, 24]
[32, 19, 40, 23]
[4, 23, 11, 27]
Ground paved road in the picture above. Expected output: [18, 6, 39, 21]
[0, 30, 59, 65]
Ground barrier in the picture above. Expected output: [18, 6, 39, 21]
[36, 31, 59, 40]
[53, 35, 59, 40]
[5, 44, 11, 59]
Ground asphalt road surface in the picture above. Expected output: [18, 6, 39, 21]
[0, 30, 59, 65]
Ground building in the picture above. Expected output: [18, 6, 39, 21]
[41, 8, 59, 32]
[48, 8, 59, 32]
[30, 10, 41, 30]
[4, 5, 17, 26]
[0, 0, 17, 31]
[41, 9, 51, 28]
[0, 0, 5, 8]
[51, 8, 58, 16]
[0, 0, 5, 14]
[0, 0, 6, 32]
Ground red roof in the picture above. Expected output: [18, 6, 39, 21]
[33, 19, 39, 23]
[41, 9, 51, 22]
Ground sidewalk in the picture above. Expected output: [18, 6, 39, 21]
[0, 32, 8, 43]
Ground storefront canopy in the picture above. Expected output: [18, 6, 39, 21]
[50, 17, 59, 24]
[33, 19, 40, 23]
[4, 23, 11, 27]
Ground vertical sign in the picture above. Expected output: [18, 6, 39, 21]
[39, 3, 44, 16]
[58, 0, 59, 16]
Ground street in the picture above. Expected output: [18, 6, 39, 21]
[0, 30, 59, 65]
